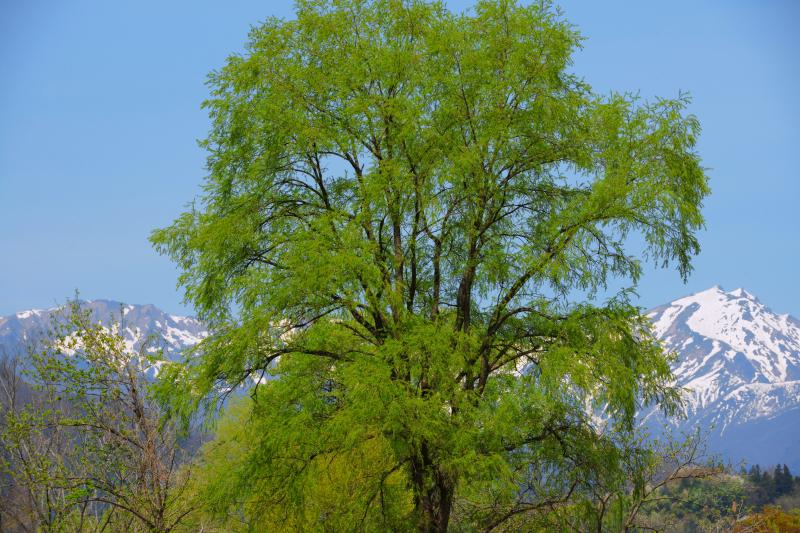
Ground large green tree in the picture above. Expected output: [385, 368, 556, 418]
[152, 0, 708, 530]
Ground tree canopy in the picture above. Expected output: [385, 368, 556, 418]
[152, 0, 709, 530]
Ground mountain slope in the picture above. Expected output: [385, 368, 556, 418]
[0, 299, 208, 361]
[3, 291, 798, 468]
[643, 286, 800, 469]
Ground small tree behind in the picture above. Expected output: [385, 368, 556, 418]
[0, 302, 195, 532]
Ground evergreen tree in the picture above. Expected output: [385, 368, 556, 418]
[786, 464, 793, 491]
[749, 464, 762, 482]
[152, 1, 708, 530]
[776, 464, 793, 496]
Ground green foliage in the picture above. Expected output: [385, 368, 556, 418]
[0, 301, 194, 532]
[598, 461, 800, 532]
[745, 463, 799, 510]
[735, 506, 800, 533]
[152, 0, 709, 530]
[180, 396, 413, 531]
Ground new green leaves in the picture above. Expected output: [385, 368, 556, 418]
[153, 1, 709, 529]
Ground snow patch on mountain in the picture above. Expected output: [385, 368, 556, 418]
[0, 300, 208, 365]
[644, 286, 800, 469]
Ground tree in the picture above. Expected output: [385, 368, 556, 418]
[775, 464, 793, 497]
[152, 0, 708, 530]
[734, 506, 800, 533]
[0, 302, 195, 532]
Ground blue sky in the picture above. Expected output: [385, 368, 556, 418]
[1, 1, 798, 317]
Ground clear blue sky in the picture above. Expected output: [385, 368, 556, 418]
[1, 1, 798, 317]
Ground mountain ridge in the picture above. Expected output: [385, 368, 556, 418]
[643, 285, 800, 469]
[3, 289, 798, 468]
[0, 299, 208, 360]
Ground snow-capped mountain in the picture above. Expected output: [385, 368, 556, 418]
[3, 290, 797, 467]
[643, 286, 800, 469]
[0, 299, 208, 362]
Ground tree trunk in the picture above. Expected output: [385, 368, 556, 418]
[411, 448, 455, 532]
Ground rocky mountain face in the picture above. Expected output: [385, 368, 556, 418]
[2, 289, 798, 469]
[0, 299, 208, 364]
[643, 286, 800, 470]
